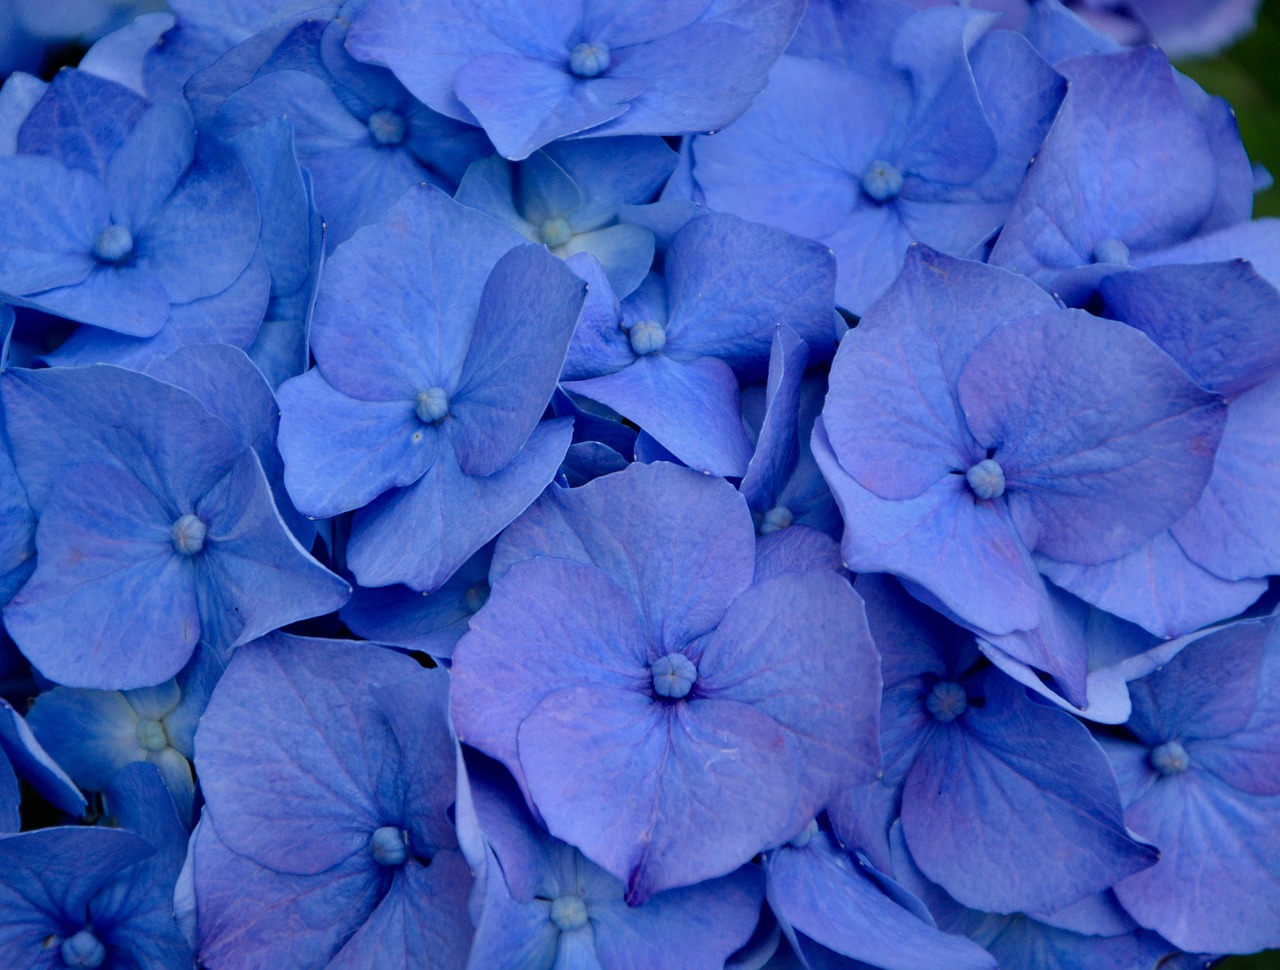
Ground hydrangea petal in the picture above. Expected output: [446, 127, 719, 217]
[958, 311, 1226, 564]
[347, 417, 572, 591]
[0, 155, 102, 294]
[278, 368, 437, 518]
[903, 676, 1157, 914]
[192, 449, 350, 650]
[519, 686, 799, 903]
[308, 184, 526, 402]
[767, 832, 997, 970]
[451, 557, 650, 801]
[1115, 772, 1280, 954]
[491, 461, 757, 648]
[564, 352, 752, 477]
[3, 461, 199, 688]
[196, 633, 424, 876]
[105, 101, 196, 234]
[697, 570, 883, 820]
[450, 245, 585, 477]
[1038, 532, 1266, 639]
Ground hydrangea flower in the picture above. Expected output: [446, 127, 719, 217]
[191, 633, 473, 968]
[813, 247, 1225, 697]
[276, 184, 585, 591]
[561, 212, 837, 477]
[0, 761, 192, 969]
[1099, 617, 1280, 954]
[0, 698, 86, 832]
[988, 47, 1253, 303]
[346, 0, 806, 160]
[0, 69, 267, 340]
[199, 6, 491, 249]
[828, 574, 1157, 916]
[1, 360, 349, 688]
[686, 0, 1065, 313]
[452, 461, 883, 903]
[455, 136, 675, 298]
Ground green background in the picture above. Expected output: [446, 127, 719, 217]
[1177, 5, 1278, 965]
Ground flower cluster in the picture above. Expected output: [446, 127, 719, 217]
[0, 1, 1278, 968]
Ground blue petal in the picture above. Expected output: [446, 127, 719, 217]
[0, 698, 86, 819]
[346, 417, 571, 591]
[16, 68, 147, 177]
[902, 673, 1156, 914]
[450, 244, 585, 477]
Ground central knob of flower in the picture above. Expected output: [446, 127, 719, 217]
[1092, 238, 1130, 265]
[965, 458, 1006, 500]
[569, 42, 610, 78]
[463, 582, 490, 614]
[926, 681, 968, 723]
[60, 928, 106, 968]
[629, 320, 666, 356]
[651, 652, 697, 700]
[1150, 740, 1189, 776]
[368, 108, 406, 146]
[759, 506, 794, 535]
[92, 224, 134, 264]
[861, 159, 903, 202]
[549, 895, 589, 931]
[170, 514, 207, 556]
[415, 388, 450, 424]
[789, 819, 819, 849]
[135, 718, 168, 753]
[539, 216, 574, 248]
[370, 826, 409, 866]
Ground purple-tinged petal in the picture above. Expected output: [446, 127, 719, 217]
[1171, 376, 1280, 580]
[1101, 261, 1280, 399]
[196, 633, 424, 876]
[31, 262, 171, 337]
[1114, 772, 1280, 954]
[814, 417, 1044, 636]
[450, 245, 585, 476]
[753, 526, 842, 583]
[663, 213, 837, 367]
[989, 48, 1217, 280]
[451, 557, 650, 799]
[492, 461, 757, 647]
[698, 570, 883, 819]
[1038, 532, 1266, 639]
[565, 353, 752, 477]
[740, 324, 808, 515]
[519, 686, 800, 903]
[192, 813, 384, 969]
[347, 417, 571, 591]
[824, 248, 1055, 501]
[902, 673, 1157, 914]
[767, 832, 997, 970]
[959, 311, 1226, 564]
[3, 461, 199, 689]
[1136, 218, 1280, 289]
[326, 853, 472, 969]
